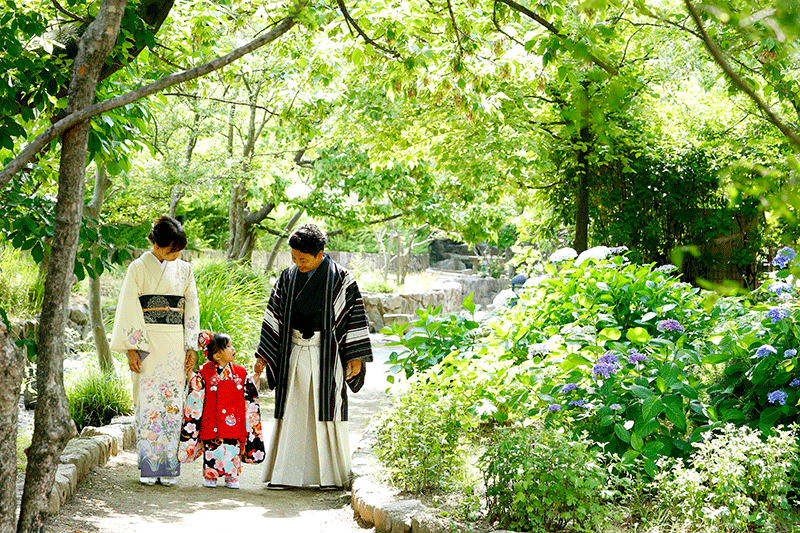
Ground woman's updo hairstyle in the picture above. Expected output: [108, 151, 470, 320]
[288, 223, 328, 256]
[148, 215, 187, 253]
[197, 330, 232, 363]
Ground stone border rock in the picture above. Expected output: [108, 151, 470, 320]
[50, 415, 135, 515]
[349, 429, 516, 533]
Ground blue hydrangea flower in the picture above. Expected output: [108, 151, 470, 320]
[791, 379, 800, 387]
[656, 319, 685, 332]
[547, 404, 561, 412]
[766, 308, 790, 324]
[568, 399, 585, 407]
[786, 349, 798, 359]
[773, 247, 797, 269]
[767, 390, 788, 405]
[756, 345, 778, 358]
[627, 350, 647, 364]
[593, 352, 620, 378]
[610, 403, 622, 411]
[560, 383, 578, 394]
[768, 281, 792, 296]
[655, 264, 677, 273]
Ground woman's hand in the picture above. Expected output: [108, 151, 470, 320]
[345, 359, 362, 380]
[127, 350, 141, 373]
[185, 349, 197, 376]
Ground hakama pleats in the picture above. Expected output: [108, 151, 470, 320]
[262, 331, 351, 488]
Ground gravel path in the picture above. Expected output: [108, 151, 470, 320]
[45, 337, 394, 533]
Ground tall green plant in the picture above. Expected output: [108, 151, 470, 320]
[194, 260, 268, 366]
[66, 366, 133, 431]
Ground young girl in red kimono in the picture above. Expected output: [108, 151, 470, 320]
[178, 330, 265, 488]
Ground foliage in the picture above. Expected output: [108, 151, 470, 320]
[194, 260, 269, 366]
[0, 175, 136, 281]
[66, 366, 133, 432]
[0, 245, 42, 319]
[703, 249, 800, 434]
[374, 378, 473, 493]
[481, 424, 616, 533]
[358, 274, 399, 294]
[656, 424, 798, 533]
[381, 294, 480, 381]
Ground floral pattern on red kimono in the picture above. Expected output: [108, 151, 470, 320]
[178, 363, 265, 480]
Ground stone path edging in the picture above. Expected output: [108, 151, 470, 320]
[349, 429, 516, 533]
[50, 415, 135, 515]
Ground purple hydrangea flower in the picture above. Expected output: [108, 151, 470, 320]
[786, 349, 798, 359]
[773, 247, 797, 269]
[768, 282, 792, 296]
[791, 379, 800, 387]
[627, 350, 647, 364]
[568, 399, 585, 407]
[766, 308, 790, 324]
[547, 404, 561, 412]
[657, 319, 685, 332]
[756, 345, 778, 358]
[767, 390, 789, 405]
[593, 352, 620, 379]
[560, 383, 579, 394]
[610, 403, 622, 411]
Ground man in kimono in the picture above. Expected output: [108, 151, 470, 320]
[254, 223, 373, 490]
[110, 216, 201, 486]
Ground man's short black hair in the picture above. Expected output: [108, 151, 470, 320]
[289, 224, 328, 255]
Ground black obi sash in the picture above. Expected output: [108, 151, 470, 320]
[139, 294, 185, 325]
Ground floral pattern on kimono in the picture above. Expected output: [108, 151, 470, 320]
[178, 364, 265, 479]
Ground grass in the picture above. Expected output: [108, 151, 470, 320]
[0, 245, 43, 320]
[66, 365, 133, 432]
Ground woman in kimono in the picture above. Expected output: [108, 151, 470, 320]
[110, 215, 200, 486]
[254, 223, 373, 490]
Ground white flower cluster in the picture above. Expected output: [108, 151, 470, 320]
[549, 247, 578, 263]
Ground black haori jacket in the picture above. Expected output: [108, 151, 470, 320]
[255, 255, 373, 422]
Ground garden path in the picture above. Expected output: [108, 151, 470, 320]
[45, 336, 394, 533]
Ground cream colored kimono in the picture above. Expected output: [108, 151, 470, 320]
[110, 251, 200, 478]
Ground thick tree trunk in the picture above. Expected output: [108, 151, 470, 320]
[573, 125, 591, 253]
[0, 322, 24, 533]
[85, 165, 114, 374]
[168, 184, 184, 218]
[17, 1, 127, 530]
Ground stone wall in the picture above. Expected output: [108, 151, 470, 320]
[424, 270, 510, 307]
[362, 281, 462, 332]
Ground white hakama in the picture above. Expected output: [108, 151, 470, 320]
[262, 331, 351, 488]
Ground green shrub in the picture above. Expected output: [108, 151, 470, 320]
[0, 245, 43, 319]
[481, 424, 615, 532]
[374, 379, 472, 493]
[67, 367, 133, 431]
[194, 260, 269, 367]
[656, 423, 798, 533]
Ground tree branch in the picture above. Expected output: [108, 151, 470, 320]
[495, 0, 619, 76]
[335, 0, 403, 60]
[0, 1, 307, 189]
[446, 0, 464, 55]
[163, 92, 282, 114]
[683, 0, 800, 149]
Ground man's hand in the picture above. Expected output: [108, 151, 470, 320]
[345, 359, 362, 380]
[128, 350, 141, 373]
[254, 357, 266, 378]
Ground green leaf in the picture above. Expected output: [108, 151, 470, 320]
[629, 384, 654, 399]
[630, 431, 644, 451]
[642, 396, 664, 420]
[598, 327, 621, 342]
[614, 423, 631, 443]
[626, 327, 651, 343]
[662, 395, 686, 431]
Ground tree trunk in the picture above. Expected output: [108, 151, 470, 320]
[17, 0, 126, 530]
[573, 125, 591, 253]
[0, 322, 23, 533]
[265, 208, 305, 273]
[85, 165, 114, 374]
[168, 184, 184, 218]
[373, 227, 389, 282]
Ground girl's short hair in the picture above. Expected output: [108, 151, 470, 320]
[289, 223, 328, 256]
[198, 330, 232, 363]
[147, 215, 187, 252]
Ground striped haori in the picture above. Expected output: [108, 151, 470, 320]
[139, 294, 185, 324]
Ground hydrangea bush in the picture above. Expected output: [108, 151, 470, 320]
[704, 247, 800, 434]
